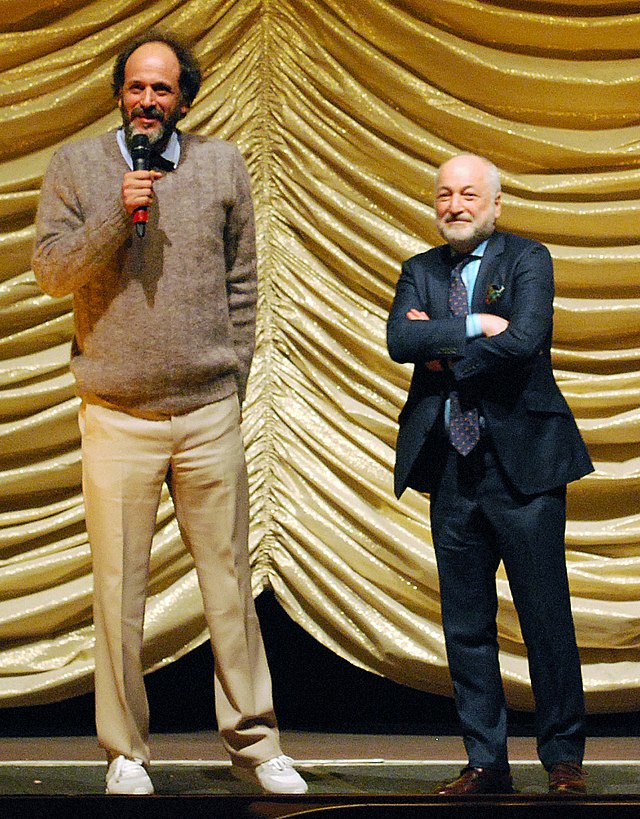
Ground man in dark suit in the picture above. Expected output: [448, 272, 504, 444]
[387, 154, 593, 795]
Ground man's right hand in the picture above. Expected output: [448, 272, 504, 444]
[405, 308, 446, 371]
[121, 170, 163, 215]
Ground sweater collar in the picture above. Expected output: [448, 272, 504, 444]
[116, 128, 181, 170]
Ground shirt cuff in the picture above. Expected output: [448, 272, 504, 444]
[466, 313, 483, 338]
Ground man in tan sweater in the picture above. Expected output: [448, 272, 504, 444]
[33, 32, 306, 797]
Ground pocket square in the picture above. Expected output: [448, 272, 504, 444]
[485, 283, 505, 304]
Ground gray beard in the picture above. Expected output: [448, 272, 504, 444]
[438, 220, 496, 254]
[122, 106, 183, 154]
[124, 121, 166, 150]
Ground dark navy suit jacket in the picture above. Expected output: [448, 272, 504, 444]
[387, 231, 593, 498]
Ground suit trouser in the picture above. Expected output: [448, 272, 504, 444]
[80, 397, 281, 768]
[429, 437, 585, 771]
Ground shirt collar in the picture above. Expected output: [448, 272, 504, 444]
[450, 238, 489, 261]
[472, 238, 489, 258]
[116, 128, 181, 170]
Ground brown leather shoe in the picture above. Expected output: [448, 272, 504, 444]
[432, 766, 514, 795]
[548, 761, 587, 795]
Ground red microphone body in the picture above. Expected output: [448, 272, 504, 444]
[130, 133, 151, 238]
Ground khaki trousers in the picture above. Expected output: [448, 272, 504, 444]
[80, 396, 280, 767]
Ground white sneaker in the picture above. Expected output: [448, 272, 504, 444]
[105, 755, 154, 795]
[232, 754, 308, 794]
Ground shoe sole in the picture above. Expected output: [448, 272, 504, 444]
[231, 766, 308, 795]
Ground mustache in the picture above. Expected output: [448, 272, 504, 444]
[444, 214, 472, 222]
[130, 106, 164, 121]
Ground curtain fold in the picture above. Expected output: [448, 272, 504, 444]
[0, 0, 637, 713]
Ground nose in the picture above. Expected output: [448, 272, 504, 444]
[140, 87, 156, 108]
[449, 192, 464, 212]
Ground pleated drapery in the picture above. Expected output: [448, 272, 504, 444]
[0, 0, 638, 712]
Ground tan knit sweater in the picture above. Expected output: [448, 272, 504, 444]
[32, 131, 257, 415]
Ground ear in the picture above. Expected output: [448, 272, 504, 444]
[494, 191, 502, 218]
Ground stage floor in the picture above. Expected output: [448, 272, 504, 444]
[0, 732, 638, 796]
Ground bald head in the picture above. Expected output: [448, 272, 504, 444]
[435, 154, 502, 253]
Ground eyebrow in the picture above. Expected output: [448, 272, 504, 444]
[126, 80, 175, 91]
[437, 185, 479, 194]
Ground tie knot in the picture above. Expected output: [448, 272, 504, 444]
[450, 252, 475, 272]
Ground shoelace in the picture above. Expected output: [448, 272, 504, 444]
[260, 754, 294, 771]
[109, 757, 145, 778]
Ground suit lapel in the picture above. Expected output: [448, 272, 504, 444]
[427, 246, 454, 318]
[472, 232, 505, 312]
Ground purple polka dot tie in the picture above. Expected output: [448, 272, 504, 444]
[448, 256, 480, 456]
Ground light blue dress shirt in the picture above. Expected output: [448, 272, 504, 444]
[462, 238, 489, 338]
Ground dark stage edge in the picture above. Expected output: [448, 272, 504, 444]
[0, 760, 638, 818]
[1, 795, 640, 819]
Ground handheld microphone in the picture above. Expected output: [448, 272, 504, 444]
[130, 133, 150, 238]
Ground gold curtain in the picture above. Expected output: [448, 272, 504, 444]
[0, 0, 638, 712]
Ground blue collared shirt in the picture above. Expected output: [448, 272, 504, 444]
[462, 238, 489, 338]
[116, 128, 181, 169]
